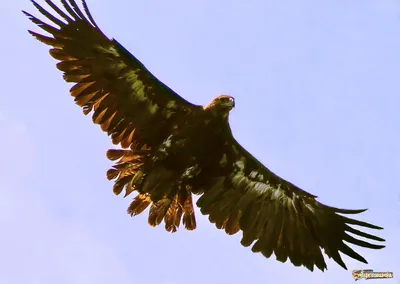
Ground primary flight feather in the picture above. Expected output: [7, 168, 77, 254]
[24, 0, 385, 272]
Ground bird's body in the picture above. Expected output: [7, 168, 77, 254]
[24, 0, 385, 272]
[109, 95, 236, 232]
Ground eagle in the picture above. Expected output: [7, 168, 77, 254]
[24, 0, 385, 272]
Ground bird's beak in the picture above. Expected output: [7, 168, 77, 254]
[229, 97, 235, 108]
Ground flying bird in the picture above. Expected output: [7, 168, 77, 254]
[24, 0, 385, 272]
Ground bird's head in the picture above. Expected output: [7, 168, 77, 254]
[204, 94, 235, 118]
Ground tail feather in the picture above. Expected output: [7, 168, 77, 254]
[164, 196, 183, 232]
[181, 187, 197, 230]
[149, 198, 172, 227]
[127, 193, 152, 216]
[106, 148, 197, 232]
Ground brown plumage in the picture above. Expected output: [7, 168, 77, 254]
[24, 0, 385, 272]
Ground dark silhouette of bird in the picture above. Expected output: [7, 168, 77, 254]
[23, 0, 385, 272]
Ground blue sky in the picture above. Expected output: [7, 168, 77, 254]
[1, 0, 399, 283]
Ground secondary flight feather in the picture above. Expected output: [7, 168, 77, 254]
[24, 0, 385, 272]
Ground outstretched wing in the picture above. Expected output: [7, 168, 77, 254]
[23, 0, 197, 150]
[24, 0, 199, 232]
[196, 139, 385, 271]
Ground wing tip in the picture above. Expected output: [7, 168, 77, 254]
[335, 207, 368, 214]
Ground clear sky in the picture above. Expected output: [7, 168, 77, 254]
[1, 0, 399, 283]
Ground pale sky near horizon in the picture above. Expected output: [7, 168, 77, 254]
[1, 0, 399, 283]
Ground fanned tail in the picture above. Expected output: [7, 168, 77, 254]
[106, 146, 196, 232]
